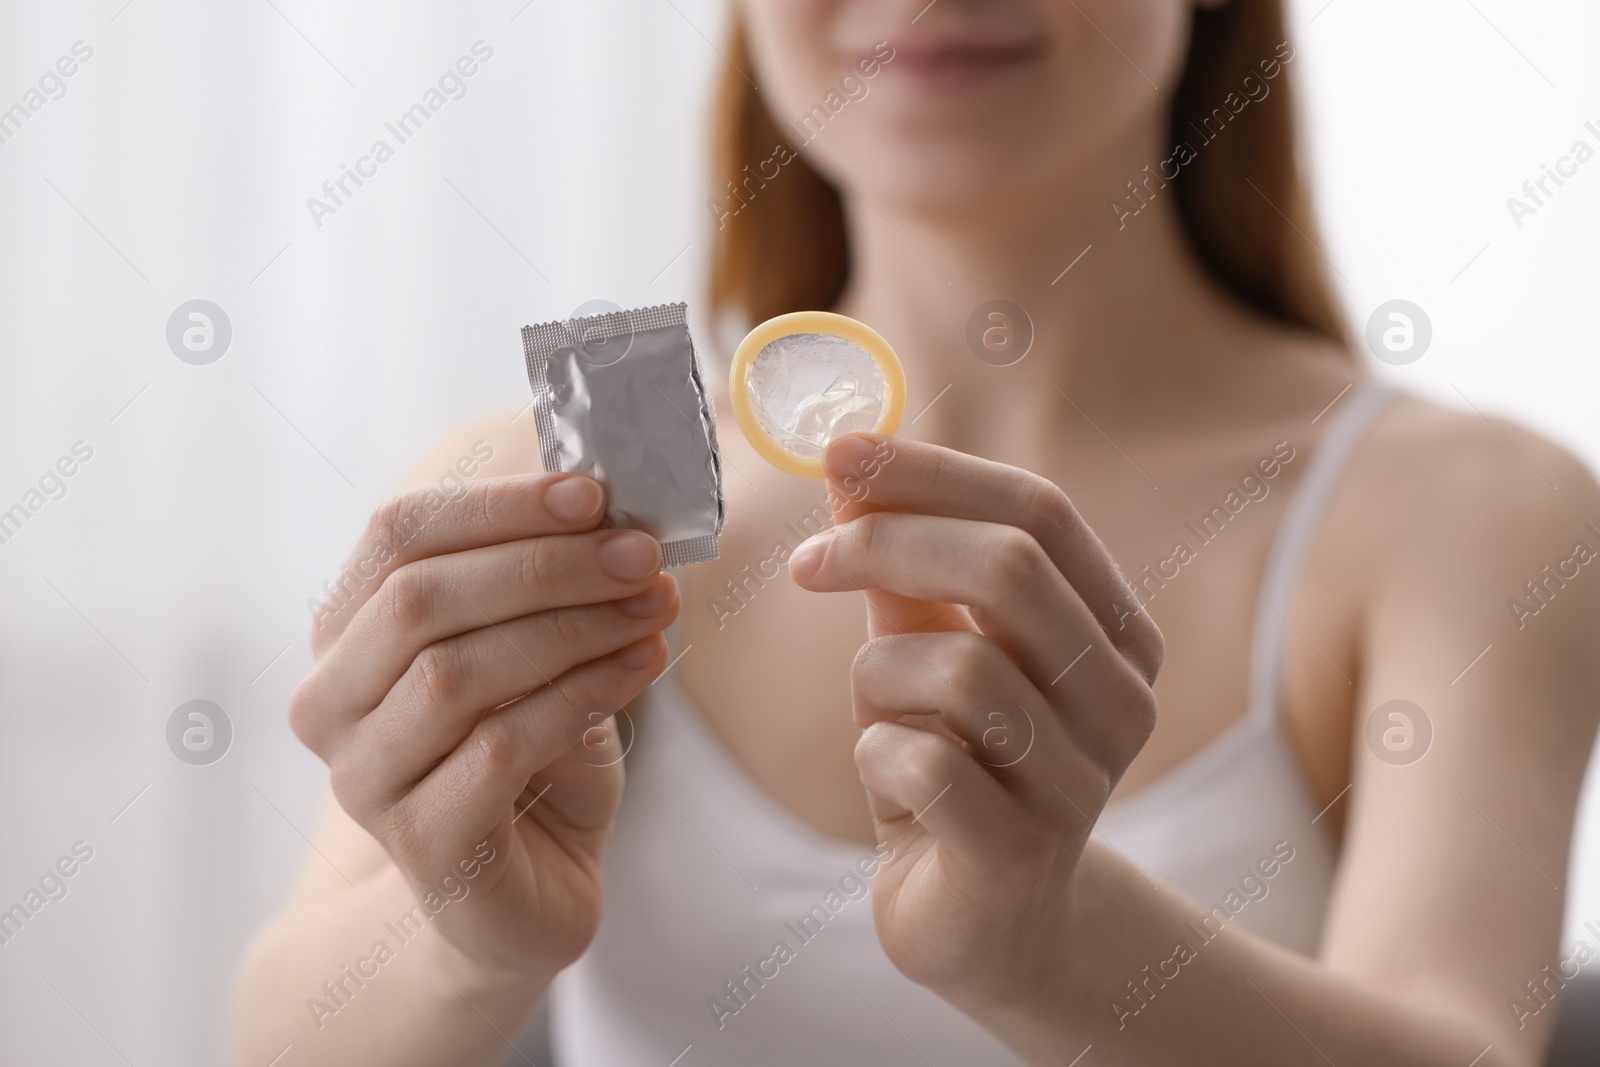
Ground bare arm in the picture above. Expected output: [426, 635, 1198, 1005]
[237, 802, 549, 1067]
[965, 415, 1600, 1065]
[235, 426, 677, 1066]
[798, 422, 1599, 1067]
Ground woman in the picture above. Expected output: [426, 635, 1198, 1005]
[237, 1, 1600, 1064]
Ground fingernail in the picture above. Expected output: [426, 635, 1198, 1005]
[788, 531, 833, 578]
[618, 577, 676, 618]
[824, 433, 880, 478]
[546, 476, 603, 522]
[618, 635, 662, 669]
[597, 530, 661, 582]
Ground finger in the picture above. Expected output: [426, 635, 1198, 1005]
[823, 434, 1162, 682]
[342, 574, 679, 798]
[851, 632, 1118, 808]
[854, 721, 1026, 869]
[304, 528, 664, 726]
[796, 513, 1157, 763]
[792, 511, 1122, 694]
[511, 736, 628, 840]
[310, 473, 610, 650]
[378, 633, 670, 859]
[442, 737, 629, 898]
[816, 436, 971, 637]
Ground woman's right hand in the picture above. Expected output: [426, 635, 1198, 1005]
[288, 471, 678, 992]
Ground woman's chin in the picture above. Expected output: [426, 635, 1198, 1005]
[827, 152, 1053, 223]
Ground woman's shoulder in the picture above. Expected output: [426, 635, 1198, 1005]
[1347, 386, 1600, 634]
[1361, 388, 1599, 529]
[397, 409, 546, 491]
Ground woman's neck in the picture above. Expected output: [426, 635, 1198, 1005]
[831, 143, 1269, 460]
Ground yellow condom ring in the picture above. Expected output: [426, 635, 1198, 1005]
[729, 311, 905, 479]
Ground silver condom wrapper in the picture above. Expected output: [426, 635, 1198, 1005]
[521, 302, 725, 566]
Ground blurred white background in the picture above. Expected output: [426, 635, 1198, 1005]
[0, 0, 1594, 1063]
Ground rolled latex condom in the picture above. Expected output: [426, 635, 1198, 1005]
[729, 311, 905, 478]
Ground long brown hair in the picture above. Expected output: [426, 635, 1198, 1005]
[708, 1, 1349, 347]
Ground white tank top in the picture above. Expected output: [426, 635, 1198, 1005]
[532, 380, 1397, 1067]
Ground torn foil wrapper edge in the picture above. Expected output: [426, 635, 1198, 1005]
[520, 302, 725, 566]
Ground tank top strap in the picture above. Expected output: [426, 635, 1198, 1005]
[1245, 379, 1397, 724]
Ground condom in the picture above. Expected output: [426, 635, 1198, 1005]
[521, 302, 725, 566]
[730, 312, 905, 478]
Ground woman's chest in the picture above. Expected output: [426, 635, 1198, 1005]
[671, 446, 1365, 847]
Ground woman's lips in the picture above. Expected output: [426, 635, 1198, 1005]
[871, 39, 1046, 89]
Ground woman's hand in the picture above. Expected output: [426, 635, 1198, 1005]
[288, 472, 679, 992]
[787, 434, 1164, 1016]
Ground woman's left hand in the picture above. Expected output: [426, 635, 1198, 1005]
[787, 433, 1165, 1016]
